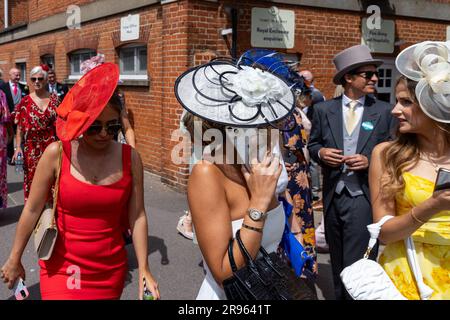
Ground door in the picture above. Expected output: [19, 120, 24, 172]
[376, 58, 399, 105]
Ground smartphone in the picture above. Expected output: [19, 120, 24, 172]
[143, 277, 154, 300]
[283, 150, 298, 164]
[14, 278, 29, 300]
[433, 168, 450, 194]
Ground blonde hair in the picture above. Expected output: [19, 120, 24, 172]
[380, 76, 450, 199]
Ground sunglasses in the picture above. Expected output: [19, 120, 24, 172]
[86, 122, 122, 136]
[31, 77, 44, 82]
[352, 71, 379, 80]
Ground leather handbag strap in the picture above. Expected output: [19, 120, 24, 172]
[363, 215, 394, 258]
[50, 141, 63, 227]
[235, 230, 254, 262]
[227, 239, 237, 273]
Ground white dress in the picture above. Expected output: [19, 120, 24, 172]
[196, 203, 286, 300]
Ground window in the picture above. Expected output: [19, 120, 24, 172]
[119, 45, 147, 79]
[376, 58, 399, 105]
[41, 54, 55, 70]
[69, 49, 96, 78]
[15, 62, 26, 83]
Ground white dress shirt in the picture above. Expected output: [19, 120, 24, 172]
[342, 94, 365, 131]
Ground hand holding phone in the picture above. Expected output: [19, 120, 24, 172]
[433, 168, 450, 194]
[143, 277, 154, 300]
[14, 278, 29, 300]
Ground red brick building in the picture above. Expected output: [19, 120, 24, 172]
[0, 0, 449, 190]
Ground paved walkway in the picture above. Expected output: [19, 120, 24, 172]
[0, 164, 334, 300]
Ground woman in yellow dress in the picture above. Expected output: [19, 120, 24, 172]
[369, 41, 450, 300]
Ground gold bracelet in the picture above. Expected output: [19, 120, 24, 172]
[242, 223, 263, 233]
[410, 208, 426, 224]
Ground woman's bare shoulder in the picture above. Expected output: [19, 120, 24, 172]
[45, 141, 61, 156]
[188, 161, 225, 189]
[372, 141, 393, 157]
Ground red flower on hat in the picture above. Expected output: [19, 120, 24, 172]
[40, 64, 50, 72]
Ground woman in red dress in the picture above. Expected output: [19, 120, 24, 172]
[1, 63, 160, 300]
[12, 65, 59, 202]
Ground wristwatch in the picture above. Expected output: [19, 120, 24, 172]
[247, 208, 267, 222]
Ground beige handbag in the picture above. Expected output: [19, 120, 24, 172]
[33, 141, 63, 260]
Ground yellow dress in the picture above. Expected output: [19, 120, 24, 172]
[379, 172, 450, 300]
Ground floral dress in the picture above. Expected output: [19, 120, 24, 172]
[379, 172, 450, 299]
[14, 94, 59, 201]
[0, 91, 11, 208]
[282, 108, 318, 275]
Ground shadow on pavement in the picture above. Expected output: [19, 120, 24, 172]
[7, 182, 23, 194]
[124, 235, 169, 286]
[0, 205, 24, 227]
[316, 260, 335, 300]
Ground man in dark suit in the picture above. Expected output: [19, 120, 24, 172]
[46, 69, 68, 102]
[308, 45, 396, 300]
[0, 68, 29, 163]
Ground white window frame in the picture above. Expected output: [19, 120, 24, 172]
[69, 49, 97, 79]
[41, 54, 55, 70]
[376, 58, 400, 105]
[15, 62, 26, 83]
[119, 45, 148, 80]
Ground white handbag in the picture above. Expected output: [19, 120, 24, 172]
[340, 215, 433, 300]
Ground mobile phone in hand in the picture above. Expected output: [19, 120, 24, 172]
[14, 278, 29, 300]
[433, 168, 450, 194]
[143, 277, 154, 300]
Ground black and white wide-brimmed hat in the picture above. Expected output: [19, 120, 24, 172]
[174, 56, 296, 128]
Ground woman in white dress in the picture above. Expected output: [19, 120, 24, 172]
[174, 54, 298, 300]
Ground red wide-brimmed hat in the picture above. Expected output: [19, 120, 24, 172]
[56, 63, 119, 141]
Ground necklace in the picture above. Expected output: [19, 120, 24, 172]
[420, 153, 441, 172]
[78, 141, 110, 184]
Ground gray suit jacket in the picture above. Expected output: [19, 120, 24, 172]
[308, 95, 397, 213]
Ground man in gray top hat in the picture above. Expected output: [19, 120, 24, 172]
[308, 45, 397, 299]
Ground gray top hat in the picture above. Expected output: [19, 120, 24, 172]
[333, 45, 383, 85]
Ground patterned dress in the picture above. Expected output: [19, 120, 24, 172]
[379, 172, 450, 299]
[282, 108, 318, 275]
[0, 91, 11, 208]
[13, 94, 59, 201]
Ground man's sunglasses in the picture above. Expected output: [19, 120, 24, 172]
[351, 71, 379, 80]
[86, 123, 122, 136]
[31, 77, 44, 82]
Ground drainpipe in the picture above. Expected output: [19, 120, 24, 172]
[4, 0, 8, 29]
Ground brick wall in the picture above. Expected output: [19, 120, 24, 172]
[0, 0, 448, 190]
[28, 0, 95, 22]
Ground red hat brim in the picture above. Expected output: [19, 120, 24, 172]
[56, 63, 119, 141]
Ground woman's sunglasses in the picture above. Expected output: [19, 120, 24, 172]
[31, 77, 44, 82]
[86, 123, 122, 136]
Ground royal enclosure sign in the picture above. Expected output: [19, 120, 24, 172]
[251, 7, 295, 49]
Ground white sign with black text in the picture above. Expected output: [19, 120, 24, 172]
[251, 7, 295, 49]
[121, 14, 140, 42]
[361, 18, 395, 54]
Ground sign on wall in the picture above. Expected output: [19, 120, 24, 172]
[361, 18, 395, 54]
[121, 14, 140, 42]
[251, 7, 295, 49]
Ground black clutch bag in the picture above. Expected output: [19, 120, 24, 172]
[222, 230, 317, 300]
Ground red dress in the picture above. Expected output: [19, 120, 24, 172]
[39, 141, 132, 300]
[14, 94, 59, 201]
